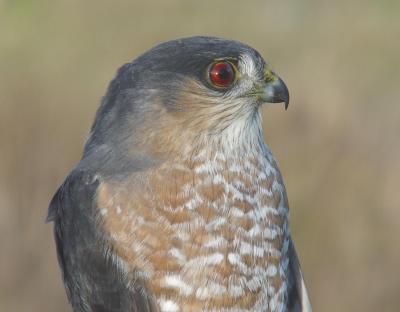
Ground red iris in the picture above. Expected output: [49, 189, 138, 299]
[209, 61, 235, 88]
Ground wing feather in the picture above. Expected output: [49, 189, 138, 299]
[287, 238, 312, 312]
[48, 169, 157, 312]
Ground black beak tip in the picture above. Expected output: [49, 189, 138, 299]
[280, 78, 289, 110]
[275, 77, 289, 110]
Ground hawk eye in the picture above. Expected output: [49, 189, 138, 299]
[208, 61, 235, 88]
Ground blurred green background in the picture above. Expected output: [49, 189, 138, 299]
[1, 0, 399, 311]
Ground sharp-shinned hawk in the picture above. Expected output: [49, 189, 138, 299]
[48, 36, 311, 312]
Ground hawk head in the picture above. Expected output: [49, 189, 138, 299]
[84, 37, 289, 173]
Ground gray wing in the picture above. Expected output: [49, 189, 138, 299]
[287, 238, 312, 312]
[47, 169, 157, 312]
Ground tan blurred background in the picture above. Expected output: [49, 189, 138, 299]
[1, 0, 399, 311]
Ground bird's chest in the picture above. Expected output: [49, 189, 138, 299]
[98, 151, 290, 311]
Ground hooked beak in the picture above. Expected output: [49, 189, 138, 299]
[258, 71, 290, 110]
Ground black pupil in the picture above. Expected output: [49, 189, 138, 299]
[218, 66, 230, 80]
